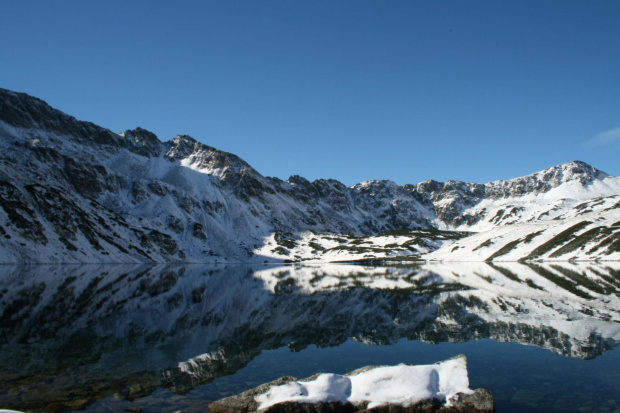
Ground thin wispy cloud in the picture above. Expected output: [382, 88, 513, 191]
[586, 127, 620, 147]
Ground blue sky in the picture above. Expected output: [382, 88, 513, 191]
[1, 1, 619, 186]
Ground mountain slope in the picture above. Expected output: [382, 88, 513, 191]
[1, 88, 619, 263]
[429, 201, 620, 261]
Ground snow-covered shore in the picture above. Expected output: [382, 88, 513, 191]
[208, 355, 495, 413]
[256, 357, 471, 410]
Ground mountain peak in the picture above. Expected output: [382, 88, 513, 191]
[121, 127, 158, 140]
[0, 88, 121, 147]
[120, 127, 162, 157]
[551, 160, 608, 179]
[165, 135, 202, 161]
[0, 88, 53, 130]
[479, 160, 610, 201]
[514, 160, 608, 185]
[351, 180, 400, 193]
[164, 135, 254, 176]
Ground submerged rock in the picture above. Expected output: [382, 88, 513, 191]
[208, 356, 494, 413]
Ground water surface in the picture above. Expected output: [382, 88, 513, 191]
[0, 262, 619, 412]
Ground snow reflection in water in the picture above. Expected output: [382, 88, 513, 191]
[0, 262, 618, 412]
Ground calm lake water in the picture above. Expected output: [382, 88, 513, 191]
[0, 262, 619, 412]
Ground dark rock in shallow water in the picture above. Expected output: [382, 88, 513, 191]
[208, 364, 495, 413]
[209, 376, 297, 413]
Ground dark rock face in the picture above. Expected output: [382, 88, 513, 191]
[448, 389, 495, 413]
[355, 391, 494, 412]
[165, 135, 201, 161]
[131, 180, 150, 204]
[0, 88, 115, 144]
[140, 230, 179, 255]
[0, 180, 48, 244]
[237, 168, 276, 201]
[147, 180, 170, 197]
[192, 222, 207, 239]
[314, 179, 352, 213]
[208, 376, 298, 413]
[260, 401, 357, 413]
[63, 156, 107, 198]
[287, 175, 320, 204]
[164, 135, 251, 175]
[123, 127, 162, 157]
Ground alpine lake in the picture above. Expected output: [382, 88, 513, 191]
[1, 262, 619, 413]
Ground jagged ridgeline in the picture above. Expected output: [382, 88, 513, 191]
[0, 88, 619, 263]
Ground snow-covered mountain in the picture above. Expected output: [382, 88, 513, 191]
[1, 88, 619, 263]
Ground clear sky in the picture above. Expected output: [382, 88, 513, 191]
[1, 0, 619, 186]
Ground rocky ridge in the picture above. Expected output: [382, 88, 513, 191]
[208, 356, 495, 413]
[1, 88, 619, 263]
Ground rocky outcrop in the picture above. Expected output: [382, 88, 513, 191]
[121, 127, 162, 157]
[208, 362, 495, 413]
[210, 387, 495, 413]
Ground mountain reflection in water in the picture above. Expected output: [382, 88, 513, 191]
[0, 262, 619, 412]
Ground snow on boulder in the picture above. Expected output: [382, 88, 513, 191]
[208, 355, 495, 413]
